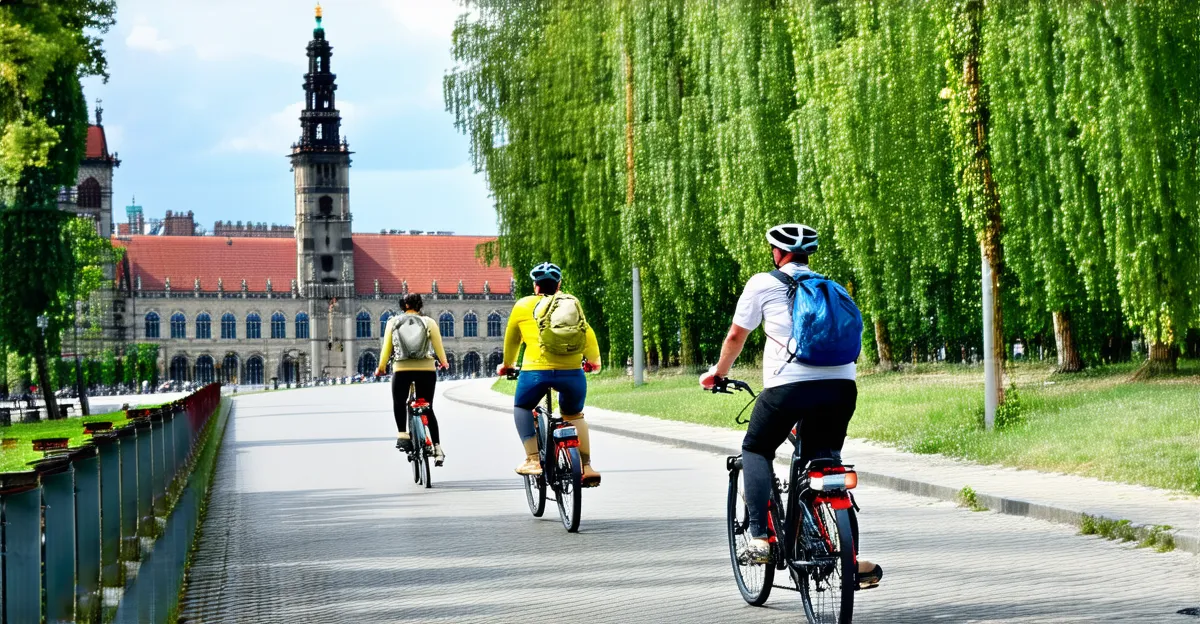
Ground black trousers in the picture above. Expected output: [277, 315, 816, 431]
[392, 370, 440, 444]
[741, 379, 857, 538]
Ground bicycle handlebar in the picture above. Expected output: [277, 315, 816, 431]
[708, 376, 756, 398]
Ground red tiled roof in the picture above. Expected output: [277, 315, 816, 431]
[114, 236, 296, 292]
[353, 234, 511, 295]
[85, 125, 108, 160]
[113, 233, 513, 295]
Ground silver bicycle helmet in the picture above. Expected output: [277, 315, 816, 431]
[529, 262, 563, 282]
[766, 223, 818, 254]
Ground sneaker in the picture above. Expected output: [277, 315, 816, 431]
[738, 538, 771, 565]
[395, 434, 413, 453]
[857, 562, 883, 590]
[433, 444, 445, 467]
[515, 454, 542, 475]
[581, 463, 602, 488]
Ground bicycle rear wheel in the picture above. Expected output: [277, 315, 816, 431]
[796, 503, 855, 624]
[555, 446, 582, 532]
[726, 457, 773, 605]
[420, 446, 432, 488]
[524, 473, 547, 516]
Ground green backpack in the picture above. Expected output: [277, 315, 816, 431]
[534, 293, 589, 355]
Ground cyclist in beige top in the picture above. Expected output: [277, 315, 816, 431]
[376, 293, 450, 464]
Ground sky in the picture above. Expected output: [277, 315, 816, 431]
[82, 0, 496, 235]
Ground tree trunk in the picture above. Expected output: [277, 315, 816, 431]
[874, 319, 895, 371]
[1135, 340, 1178, 379]
[1052, 310, 1083, 373]
[959, 0, 1005, 406]
[680, 319, 700, 370]
[35, 341, 60, 420]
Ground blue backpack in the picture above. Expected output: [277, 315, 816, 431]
[769, 270, 863, 366]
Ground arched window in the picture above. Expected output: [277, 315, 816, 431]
[319, 195, 333, 216]
[487, 351, 504, 375]
[196, 313, 212, 340]
[195, 355, 215, 384]
[379, 310, 395, 337]
[463, 313, 478, 338]
[221, 313, 237, 340]
[221, 354, 239, 384]
[356, 311, 372, 338]
[246, 313, 262, 340]
[439, 313, 454, 338]
[443, 353, 456, 378]
[144, 312, 160, 339]
[487, 313, 503, 338]
[280, 356, 298, 384]
[169, 355, 190, 381]
[271, 313, 286, 339]
[357, 351, 379, 376]
[462, 352, 482, 377]
[170, 313, 186, 339]
[77, 178, 101, 209]
[295, 313, 310, 339]
[245, 356, 265, 385]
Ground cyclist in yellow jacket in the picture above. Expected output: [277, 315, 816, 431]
[497, 262, 603, 486]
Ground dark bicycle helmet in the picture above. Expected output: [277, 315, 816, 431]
[766, 223, 818, 254]
[529, 262, 563, 282]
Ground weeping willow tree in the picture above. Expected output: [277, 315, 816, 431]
[789, 1, 971, 369]
[1054, 1, 1200, 374]
[446, 0, 1198, 376]
[447, 1, 629, 363]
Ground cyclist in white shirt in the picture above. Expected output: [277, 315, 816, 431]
[700, 223, 882, 589]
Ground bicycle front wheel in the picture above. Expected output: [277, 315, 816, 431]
[726, 457, 773, 606]
[524, 473, 547, 517]
[797, 503, 855, 624]
[555, 446, 582, 532]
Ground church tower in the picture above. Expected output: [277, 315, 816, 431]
[291, 3, 354, 299]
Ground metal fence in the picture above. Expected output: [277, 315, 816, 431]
[0, 383, 225, 623]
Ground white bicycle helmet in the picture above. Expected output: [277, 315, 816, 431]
[766, 223, 818, 254]
[529, 262, 563, 282]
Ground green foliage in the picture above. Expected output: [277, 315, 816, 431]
[6, 351, 30, 393]
[448, 0, 1200, 367]
[957, 486, 987, 512]
[136, 343, 158, 384]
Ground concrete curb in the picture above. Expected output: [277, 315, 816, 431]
[444, 386, 1199, 555]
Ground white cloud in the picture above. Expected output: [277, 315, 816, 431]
[126, 19, 175, 53]
[379, 0, 467, 41]
[353, 164, 495, 234]
[215, 100, 360, 154]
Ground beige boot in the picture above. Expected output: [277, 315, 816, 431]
[515, 453, 542, 475]
[566, 415, 601, 487]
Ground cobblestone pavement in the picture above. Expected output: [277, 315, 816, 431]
[180, 382, 1200, 623]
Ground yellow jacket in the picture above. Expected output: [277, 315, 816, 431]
[503, 294, 602, 371]
[378, 312, 448, 373]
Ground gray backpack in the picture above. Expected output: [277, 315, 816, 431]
[391, 315, 432, 361]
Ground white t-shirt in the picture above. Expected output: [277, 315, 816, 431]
[732, 263, 857, 388]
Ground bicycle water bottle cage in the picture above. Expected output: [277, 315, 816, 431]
[552, 426, 579, 447]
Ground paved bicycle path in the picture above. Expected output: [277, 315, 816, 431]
[180, 381, 1199, 623]
[445, 380, 1200, 554]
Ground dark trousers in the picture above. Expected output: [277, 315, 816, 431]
[741, 379, 857, 538]
[392, 370, 440, 444]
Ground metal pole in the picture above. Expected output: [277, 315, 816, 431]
[632, 265, 645, 386]
[981, 246, 997, 430]
[73, 265, 90, 416]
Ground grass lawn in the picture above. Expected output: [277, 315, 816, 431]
[493, 360, 1200, 494]
[0, 412, 129, 473]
